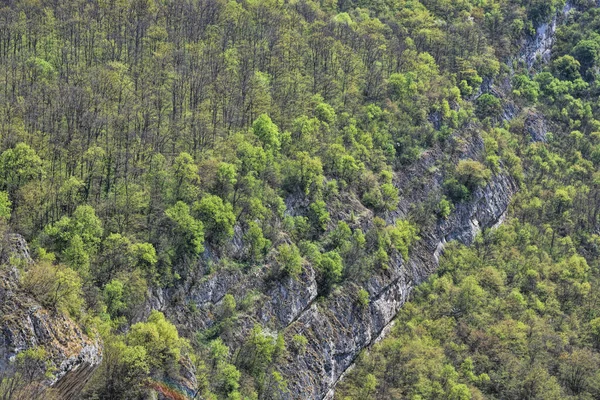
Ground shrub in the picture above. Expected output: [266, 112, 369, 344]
[275, 243, 303, 278]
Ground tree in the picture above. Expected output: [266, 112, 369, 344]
[87, 336, 149, 400]
[275, 243, 303, 278]
[283, 152, 324, 196]
[476, 94, 502, 119]
[171, 152, 200, 203]
[315, 102, 336, 125]
[237, 324, 285, 382]
[62, 235, 90, 274]
[0, 191, 12, 219]
[193, 195, 235, 246]
[43, 205, 103, 270]
[22, 262, 83, 316]
[455, 160, 491, 192]
[572, 39, 600, 77]
[551, 55, 582, 81]
[0, 347, 54, 400]
[0, 143, 44, 192]
[164, 201, 205, 266]
[244, 221, 271, 262]
[131, 242, 159, 281]
[388, 219, 419, 261]
[318, 251, 343, 293]
[252, 114, 280, 150]
[127, 310, 188, 371]
[308, 200, 330, 233]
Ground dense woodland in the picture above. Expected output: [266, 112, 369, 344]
[338, 3, 600, 400]
[1, 0, 600, 399]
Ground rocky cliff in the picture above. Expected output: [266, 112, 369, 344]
[520, 2, 574, 68]
[284, 133, 519, 399]
[0, 235, 102, 400]
[155, 3, 578, 398]
[153, 123, 519, 399]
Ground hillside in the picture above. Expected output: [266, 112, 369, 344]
[0, 0, 599, 399]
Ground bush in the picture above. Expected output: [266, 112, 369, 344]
[455, 159, 492, 192]
[23, 262, 83, 316]
[308, 200, 330, 233]
[291, 334, 309, 355]
[444, 178, 470, 202]
[275, 243, 303, 278]
[127, 310, 188, 371]
[357, 288, 370, 308]
[194, 195, 235, 245]
[476, 94, 502, 119]
[244, 222, 271, 262]
[318, 251, 343, 293]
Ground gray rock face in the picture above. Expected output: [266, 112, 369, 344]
[159, 129, 518, 399]
[521, 2, 574, 68]
[0, 234, 102, 400]
[525, 110, 549, 143]
[159, 4, 585, 399]
[0, 270, 102, 399]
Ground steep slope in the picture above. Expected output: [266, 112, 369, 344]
[0, 235, 101, 399]
[155, 127, 519, 399]
[0, 1, 584, 399]
[157, 4, 577, 399]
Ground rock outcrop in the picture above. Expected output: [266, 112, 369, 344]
[154, 125, 519, 399]
[154, 3, 585, 399]
[520, 2, 574, 68]
[0, 235, 102, 400]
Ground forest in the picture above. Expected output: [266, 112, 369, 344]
[0, 0, 599, 399]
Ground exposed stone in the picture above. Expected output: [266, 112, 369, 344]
[0, 266, 102, 399]
[524, 110, 549, 142]
[154, 3, 585, 399]
[520, 2, 574, 68]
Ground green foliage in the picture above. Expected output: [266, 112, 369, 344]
[244, 221, 271, 262]
[0, 191, 11, 219]
[253, 114, 281, 150]
[4, 0, 600, 398]
[318, 251, 344, 293]
[131, 242, 159, 279]
[291, 334, 309, 355]
[357, 288, 370, 308]
[551, 55, 582, 81]
[86, 333, 150, 399]
[104, 279, 126, 318]
[275, 243, 303, 278]
[572, 39, 600, 77]
[455, 159, 492, 192]
[172, 152, 200, 203]
[362, 182, 399, 212]
[444, 178, 470, 202]
[127, 310, 189, 371]
[0, 143, 44, 192]
[194, 195, 235, 245]
[238, 324, 285, 381]
[22, 262, 83, 316]
[283, 152, 324, 195]
[437, 197, 453, 219]
[43, 205, 103, 261]
[308, 200, 330, 233]
[0, 346, 56, 399]
[512, 74, 540, 102]
[165, 201, 205, 265]
[315, 102, 336, 125]
[388, 220, 420, 261]
[338, 220, 600, 398]
[476, 93, 502, 119]
[103, 270, 148, 323]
